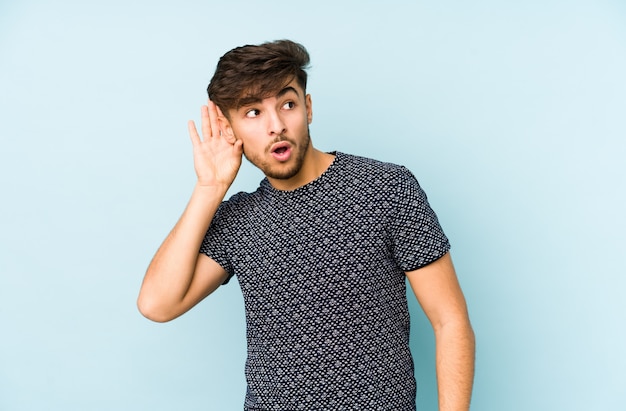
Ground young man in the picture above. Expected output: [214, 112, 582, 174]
[138, 40, 475, 410]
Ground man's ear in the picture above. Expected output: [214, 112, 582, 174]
[306, 94, 313, 125]
[218, 114, 237, 143]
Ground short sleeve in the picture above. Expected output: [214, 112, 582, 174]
[199, 202, 235, 284]
[389, 167, 450, 271]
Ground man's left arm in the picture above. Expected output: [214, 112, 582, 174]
[406, 252, 475, 411]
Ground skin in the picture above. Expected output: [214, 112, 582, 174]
[407, 253, 475, 411]
[137, 80, 474, 410]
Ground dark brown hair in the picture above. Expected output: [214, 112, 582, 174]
[207, 40, 310, 117]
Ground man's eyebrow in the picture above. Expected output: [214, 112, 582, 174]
[276, 86, 299, 98]
[238, 96, 262, 108]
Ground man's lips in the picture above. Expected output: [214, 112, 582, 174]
[270, 141, 292, 161]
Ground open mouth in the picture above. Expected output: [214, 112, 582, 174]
[270, 142, 292, 161]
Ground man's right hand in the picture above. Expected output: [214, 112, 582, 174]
[188, 100, 243, 188]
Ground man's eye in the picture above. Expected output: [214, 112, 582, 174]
[282, 101, 295, 110]
[245, 109, 260, 118]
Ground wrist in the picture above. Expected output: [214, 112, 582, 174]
[193, 180, 230, 195]
[191, 180, 233, 208]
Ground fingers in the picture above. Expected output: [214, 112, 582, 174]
[233, 138, 244, 153]
[215, 104, 225, 119]
[200, 104, 211, 140]
[188, 120, 201, 146]
[207, 100, 221, 137]
[189, 100, 230, 145]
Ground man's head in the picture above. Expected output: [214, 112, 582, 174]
[208, 40, 310, 119]
[206, 40, 318, 189]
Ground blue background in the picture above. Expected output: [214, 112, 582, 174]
[1, 0, 625, 409]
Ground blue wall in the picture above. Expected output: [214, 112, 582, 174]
[1, 1, 624, 409]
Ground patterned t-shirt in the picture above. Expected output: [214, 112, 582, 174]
[201, 152, 450, 410]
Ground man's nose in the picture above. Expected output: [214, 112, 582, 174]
[267, 111, 286, 136]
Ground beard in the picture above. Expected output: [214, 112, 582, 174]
[243, 130, 311, 180]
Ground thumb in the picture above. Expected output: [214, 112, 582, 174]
[233, 138, 244, 153]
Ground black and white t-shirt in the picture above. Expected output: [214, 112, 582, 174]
[201, 152, 450, 410]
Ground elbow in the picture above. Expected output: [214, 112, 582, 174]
[435, 318, 476, 353]
[433, 314, 475, 340]
[136, 294, 177, 323]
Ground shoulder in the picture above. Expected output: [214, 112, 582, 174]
[337, 152, 417, 186]
[213, 187, 266, 222]
[336, 153, 432, 214]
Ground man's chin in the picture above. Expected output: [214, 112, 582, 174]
[263, 164, 301, 180]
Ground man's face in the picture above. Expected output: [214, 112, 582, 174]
[222, 80, 313, 182]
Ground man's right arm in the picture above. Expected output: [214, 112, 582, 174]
[137, 101, 242, 322]
[137, 184, 229, 322]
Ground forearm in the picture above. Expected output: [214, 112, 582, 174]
[137, 183, 228, 320]
[434, 320, 475, 411]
